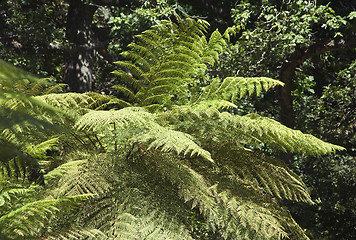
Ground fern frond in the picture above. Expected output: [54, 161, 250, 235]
[165, 106, 343, 156]
[194, 77, 284, 104]
[37, 92, 113, 111]
[75, 107, 153, 132]
[218, 150, 313, 204]
[112, 18, 227, 109]
[111, 85, 136, 100]
[203, 29, 226, 64]
[127, 42, 160, 65]
[0, 107, 61, 141]
[135, 125, 213, 162]
[220, 112, 345, 155]
[26, 137, 60, 159]
[0, 195, 89, 238]
[44, 160, 86, 183]
[41, 228, 107, 240]
[42, 83, 67, 95]
[54, 159, 110, 197]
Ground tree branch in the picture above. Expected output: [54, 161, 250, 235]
[280, 35, 356, 128]
[89, 0, 133, 7]
[287, 36, 356, 69]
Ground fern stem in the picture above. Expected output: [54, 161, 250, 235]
[84, 132, 98, 151]
[113, 121, 117, 152]
[94, 134, 105, 152]
[71, 133, 87, 148]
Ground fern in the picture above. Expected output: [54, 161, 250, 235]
[0, 186, 90, 239]
[0, 19, 346, 240]
[193, 77, 284, 104]
[112, 18, 227, 110]
[41, 228, 106, 240]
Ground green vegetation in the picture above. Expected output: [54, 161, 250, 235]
[1, 1, 355, 239]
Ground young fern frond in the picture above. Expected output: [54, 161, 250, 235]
[112, 18, 227, 110]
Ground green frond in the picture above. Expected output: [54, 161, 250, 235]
[44, 160, 86, 183]
[0, 107, 60, 142]
[127, 43, 160, 65]
[120, 51, 153, 73]
[95, 98, 133, 109]
[0, 195, 89, 238]
[156, 68, 186, 78]
[112, 18, 226, 109]
[146, 84, 174, 94]
[111, 85, 136, 100]
[165, 106, 344, 156]
[54, 159, 110, 197]
[142, 94, 172, 106]
[135, 125, 213, 162]
[41, 228, 107, 240]
[113, 61, 147, 80]
[220, 112, 345, 155]
[135, 34, 165, 57]
[204, 29, 226, 63]
[195, 77, 284, 104]
[111, 70, 141, 90]
[222, 25, 239, 42]
[26, 137, 60, 159]
[135, 150, 217, 234]
[217, 195, 289, 239]
[42, 83, 67, 95]
[37, 92, 113, 112]
[75, 107, 153, 132]
[0, 184, 41, 211]
[219, 150, 313, 204]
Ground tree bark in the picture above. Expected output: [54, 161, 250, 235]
[64, 0, 98, 92]
[64, 0, 135, 93]
[280, 36, 356, 128]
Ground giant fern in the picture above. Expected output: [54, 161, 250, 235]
[0, 18, 346, 240]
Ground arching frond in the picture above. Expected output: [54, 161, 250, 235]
[194, 77, 284, 104]
[219, 112, 344, 155]
[26, 137, 60, 159]
[163, 105, 343, 156]
[135, 125, 213, 162]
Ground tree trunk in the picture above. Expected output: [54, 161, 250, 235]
[279, 63, 296, 128]
[64, 0, 98, 92]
